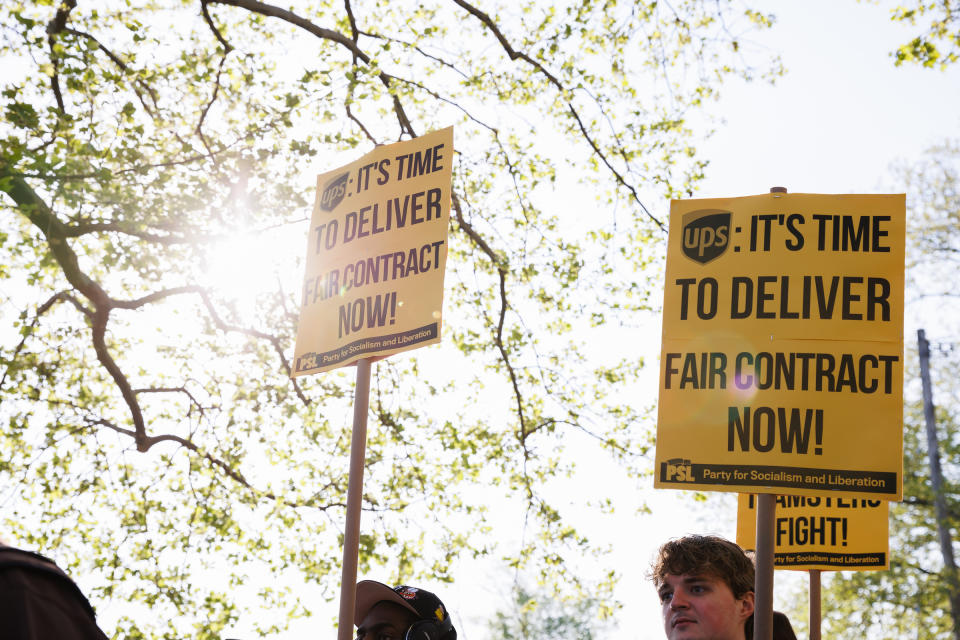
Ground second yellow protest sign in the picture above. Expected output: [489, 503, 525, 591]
[293, 127, 453, 375]
[736, 493, 889, 571]
[654, 193, 905, 499]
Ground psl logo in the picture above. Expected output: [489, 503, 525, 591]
[664, 458, 695, 483]
[681, 209, 731, 264]
[296, 352, 318, 372]
[319, 172, 349, 212]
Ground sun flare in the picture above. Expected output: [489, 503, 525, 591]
[201, 226, 303, 318]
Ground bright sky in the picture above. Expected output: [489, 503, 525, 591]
[695, 1, 960, 199]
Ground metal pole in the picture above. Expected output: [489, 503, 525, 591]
[918, 329, 960, 640]
[337, 358, 373, 640]
[754, 493, 776, 640]
[809, 570, 821, 640]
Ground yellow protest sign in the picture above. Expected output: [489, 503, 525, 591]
[654, 193, 905, 499]
[736, 493, 889, 571]
[293, 127, 453, 375]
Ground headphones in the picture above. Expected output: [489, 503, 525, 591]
[405, 613, 456, 640]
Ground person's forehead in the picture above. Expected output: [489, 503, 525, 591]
[663, 572, 727, 587]
[358, 601, 417, 631]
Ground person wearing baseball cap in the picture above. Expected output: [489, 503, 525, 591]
[354, 580, 457, 640]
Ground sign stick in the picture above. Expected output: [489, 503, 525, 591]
[336, 357, 373, 640]
[752, 185, 788, 640]
[810, 569, 822, 640]
[754, 493, 776, 640]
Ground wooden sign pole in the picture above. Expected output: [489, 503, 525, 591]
[336, 358, 373, 640]
[754, 493, 776, 640]
[810, 569, 822, 640]
[753, 186, 788, 640]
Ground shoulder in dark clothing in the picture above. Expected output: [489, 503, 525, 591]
[0, 544, 110, 640]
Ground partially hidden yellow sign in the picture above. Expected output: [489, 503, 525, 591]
[293, 127, 453, 375]
[654, 193, 905, 499]
[736, 493, 889, 571]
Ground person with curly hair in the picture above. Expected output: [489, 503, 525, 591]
[651, 535, 756, 640]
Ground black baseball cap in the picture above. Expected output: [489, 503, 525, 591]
[354, 580, 451, 627]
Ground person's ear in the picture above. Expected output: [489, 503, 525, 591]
[739, 591, 755, 620]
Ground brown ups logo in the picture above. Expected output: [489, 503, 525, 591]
[319, 172, 349, 212]
[681, 209, 731, 264]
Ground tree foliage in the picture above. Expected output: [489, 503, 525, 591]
[901, 141, 960, 301]
[886, 0, 960, 68]
[820, 143, 960, 640]
[0, 1, 779, 637]
[485, 578, 617, 639]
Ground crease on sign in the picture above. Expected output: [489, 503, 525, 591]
[772, 336, 903, 344]
[660, 336, 902, 345]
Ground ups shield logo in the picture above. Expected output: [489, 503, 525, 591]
[681, 209, 731, 264]
[319, 172, 349, 212]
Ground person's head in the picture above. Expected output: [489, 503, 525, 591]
[354, 580, 456, 640]
[745, 611, 798, 640]
[651, 535, 755, 640]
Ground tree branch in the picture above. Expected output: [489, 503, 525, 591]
[195, 52, 232, 161]
[63, 27, 160, 115]
[450, 190, 531, 490]
[207, 0, 416, 136]
[87, 417, 343, 511]
[0, 291, 78, 392]
[88, 306, 150, 451]
[201, 0, 235, 53]
[44, 0, 76, 114]
[451, 0, 663, 229]
[195, 290, 310, 406]
[2, 167, 111, 307]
